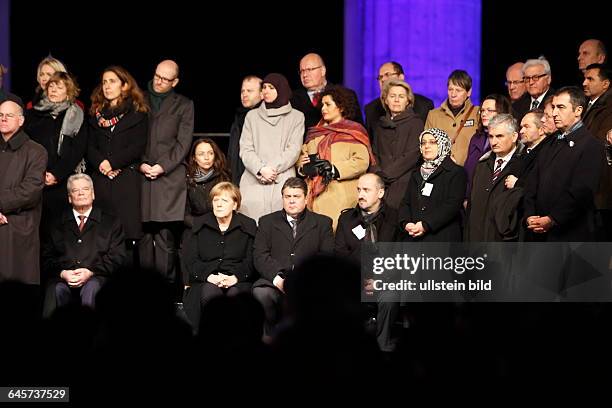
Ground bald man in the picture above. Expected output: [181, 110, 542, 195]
[578, 39, 607, 72]
[140, 60, 194, 288]
[290, 53, 363, 132]
[506, 62, 527, 102]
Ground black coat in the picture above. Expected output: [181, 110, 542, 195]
[512, 88, 555, 121]
[399, 156, 467, 242]
[290, 83, 364, 132]
[228, 103, 261, 185]
[524, 125, 604, 241]
[184, 173, 228, 228]
[335, 203, 399, 263]
[42, 207, 126, 277]
[87, 109, 148, 239]
[583, 90, 612, 209]
[371, 109, 424, 209]
[183, 212, 257, 284]
[253, 209, 334, 285]
[24, 108, 88, 233]
[466, 147, 525, 242]
[364, 94, 433, 138]
[515, 136, 553, 189]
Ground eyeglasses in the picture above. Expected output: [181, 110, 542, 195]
[299, 66, 322, 75]
[70, 187, 92, 194]
[377, 71, 399, 81]
[153, 73, 176, 84]
[523, 73, 548, 83]
[0, 112, 20, 119]
[420, 140, 438, 147]
[505, 80, 524, 86]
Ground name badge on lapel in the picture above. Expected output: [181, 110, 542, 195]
[422, 182, 434, 196]
[352, 225, 366, 240]
[464, 119, 475, 127]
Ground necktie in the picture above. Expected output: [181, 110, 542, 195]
[290, 219, 297, 238]
[311, 92, 321, 107]
[531, 100, 539, 110]
[492, 158, 504, 182]
[78, 215, 86, 232]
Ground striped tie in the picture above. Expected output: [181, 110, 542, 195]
[492, 158, 504, 182]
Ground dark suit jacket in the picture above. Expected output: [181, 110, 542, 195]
[512, 88, 555, 121]
[42, 207, 126, 277]
[290, 83, 364, 131]
[365, 94, 433, 138]
[253, 209, 334, 285]
[399, 156, 467, 242]
[523, 125, 604, 241]
[466, 147, 525, 241]
[335, 203, 399, 263]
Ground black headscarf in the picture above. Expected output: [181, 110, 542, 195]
[263, 73, 291, 109]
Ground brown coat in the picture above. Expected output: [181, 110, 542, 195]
[425, 99, 480, 166]
[583, 90, 612, 209]
[301, 135, 370, 230]
[0, 130, 47, 284]
[141, 92, 194, 222]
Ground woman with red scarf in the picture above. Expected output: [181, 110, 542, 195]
[298, 86, 375, 230]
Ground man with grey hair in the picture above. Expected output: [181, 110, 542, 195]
[513, 57, 555, 121]
[466, 113, 525, 241]
[42, 173, 125, 312]
[0, 93, 47, 285]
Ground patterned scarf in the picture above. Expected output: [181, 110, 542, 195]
[304, 119, 376, 204]
[192, 168, 215, 184]
[419, 128, 452, 180]
[96, 110, 125, 128]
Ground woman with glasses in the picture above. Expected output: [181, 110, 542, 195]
[398, 128, 466, 241]
[298, 85, 375, 230]
[463, 94, 513, 203]
[239, 73, 304, 222]
[425, 70, 480, 166]
[87, 66, 149, 265]
[370, 79, 424, 209]
[24, 71, 87, 238]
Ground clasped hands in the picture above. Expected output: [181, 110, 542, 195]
[60, 268, 94, 288]
[99, 160, 121, 179]
[140, 163, 165, 180]
[526, 215, 554, 234]
[207, 273, 238, 289]
[405, 221, 426, 238]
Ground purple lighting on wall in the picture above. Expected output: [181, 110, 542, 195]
[344, 0, 481, 110]
[0, 0, 9, 92]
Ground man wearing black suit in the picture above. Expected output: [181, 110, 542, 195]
[513, 57, 555, 121]
[252, 177, 334, 333]
[335, 173, 400, 352]
[290, 53, 363, 132]
[582, 64, 612, 239]
[524, 87, 604, 241]
[364, 61, 434, 138]
[42, 174, 125, 312]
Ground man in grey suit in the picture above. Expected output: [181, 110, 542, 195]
[140, 60, 194, 287]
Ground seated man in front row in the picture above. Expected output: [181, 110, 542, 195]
[42, 174, 125, 312]
[253, 177, 334, 335]
[335, 173, 400, 352]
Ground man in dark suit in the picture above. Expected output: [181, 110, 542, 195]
[139, 60, 194, 286]
[513, 57, 555, 121]
[364, 61, 433, 137]
[290, 53, 363, 132]
[252, 177, 334, 334]
[466, 113, 524, 242]
[524, 87, 604, 241]
[335, 173, 399, 352]
[42, 174, 125, 312]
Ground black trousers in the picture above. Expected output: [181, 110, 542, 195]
[252, 285, 284, 335]
[139, 222, 183, 283]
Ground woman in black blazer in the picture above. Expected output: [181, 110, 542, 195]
[182, 182, 257, 330]
[398, 128, 467, 241]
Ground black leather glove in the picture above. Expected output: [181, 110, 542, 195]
[314, 159, 334, 184]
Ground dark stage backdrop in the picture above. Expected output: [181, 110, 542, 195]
[8, 1, 344, 133]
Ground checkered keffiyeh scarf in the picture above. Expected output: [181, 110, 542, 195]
[419, 128, 452, 180]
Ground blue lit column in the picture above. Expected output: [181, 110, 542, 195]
[344, 0, 481, 109]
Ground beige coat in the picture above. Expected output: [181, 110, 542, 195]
[425, 99, 480, 166]
[239, 103, 304, 222]
[301, 136, 370, 230]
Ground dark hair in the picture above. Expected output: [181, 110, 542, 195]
[480, 93, 513, 129]
[585, 63, 612, 82]
[282, 177, 308, 195]
[447, 69, 472, 92]
[555, 86, 587, 111]
[320, 85, 359, 123]
[388, 61, 404, 75]
[186, 138, 231, 185]
[90, 65, 149, 115]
